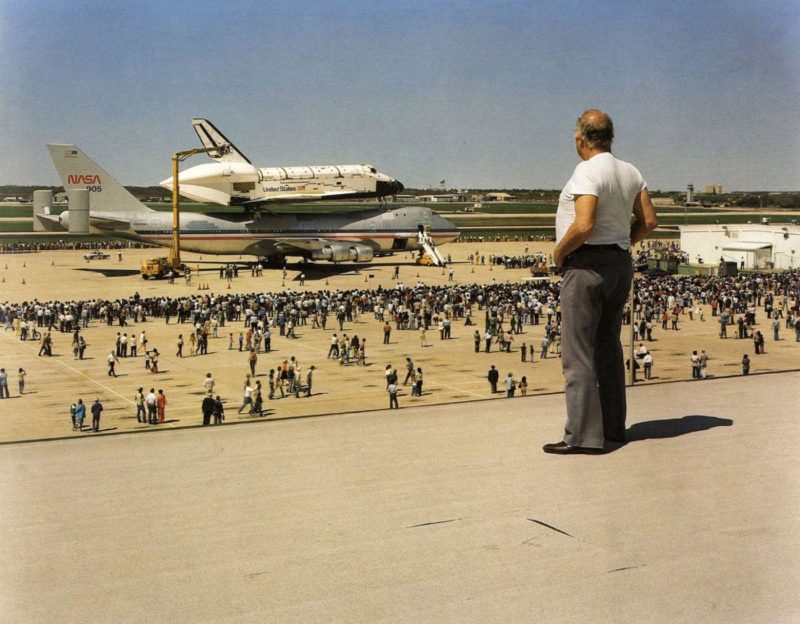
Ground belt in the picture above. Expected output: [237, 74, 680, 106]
[574, 243, 627, 252]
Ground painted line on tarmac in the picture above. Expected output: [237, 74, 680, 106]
[0, 331, 135, 405]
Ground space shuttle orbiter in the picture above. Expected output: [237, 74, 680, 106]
[159, 118, 403, 210]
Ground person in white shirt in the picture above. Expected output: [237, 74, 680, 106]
[544, 109, 657, 455]
[643, 352, 654, 380]
[145, 388, 157, 424]
[238, 384, 253, 414]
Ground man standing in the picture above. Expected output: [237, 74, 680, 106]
[691, 350, 701, 379]
[505, 372, 516, 398]
[643, 351, 653, 380]
[146, 388, 157, 424]
[107, 351, 118, 377]
[544, 110, 657, 454]
[213, 395, 225, 424]
[388, 381, 399, 409]
[403, 357, 415, 385]
[201, 393, 215, 426]
[305, 365, 314, 397]
[487, 365, 499, 394]
[90, 398, 103, 432]
[134, 387, 146, 423]
[248, 349, 257, 376]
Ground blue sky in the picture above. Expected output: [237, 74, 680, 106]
[1, 0, 798, 190]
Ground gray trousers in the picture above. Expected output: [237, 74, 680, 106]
[560, 246, 633, 448]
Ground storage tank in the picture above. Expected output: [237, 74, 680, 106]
[32, 190, 53, 232]
[68, 188, 90, 234]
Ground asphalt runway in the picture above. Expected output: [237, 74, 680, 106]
[2, 371, 798, 622]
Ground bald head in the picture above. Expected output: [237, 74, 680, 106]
[575, 109, 614, 151]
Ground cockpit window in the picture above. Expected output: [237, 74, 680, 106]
[369, 167, 377, 174]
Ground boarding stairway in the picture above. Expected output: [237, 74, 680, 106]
[418, 225, 447, 267]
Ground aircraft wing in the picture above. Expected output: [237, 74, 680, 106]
[33, 213, 130, 232]
[269, 237, 376, 262]
[272, 238, 345, 253]
[89, 215, 132, 231]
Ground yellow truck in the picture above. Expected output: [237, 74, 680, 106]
[140, 257, 184, 280]
[415, 252, 436, 266]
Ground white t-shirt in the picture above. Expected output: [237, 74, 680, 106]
[555, 152, 646, 248]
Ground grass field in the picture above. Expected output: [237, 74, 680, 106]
[457, 228, 679, 240]
[2, 200, 796, 237]
[0, 221, 33, 232]
[0, 234, 136, 245]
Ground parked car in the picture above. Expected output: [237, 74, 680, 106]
[83, 250, 110, 261]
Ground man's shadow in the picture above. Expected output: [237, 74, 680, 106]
[605, 415, 733, 451]
[627, 415, 733, 440]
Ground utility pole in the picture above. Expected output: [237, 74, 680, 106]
[169, 145, 229, 269]
[628, 271, 636, 386]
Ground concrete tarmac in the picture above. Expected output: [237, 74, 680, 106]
[1, 371, 798, 622]
[1, 243, 798, 443]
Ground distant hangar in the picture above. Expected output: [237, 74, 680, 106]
[680, 224, 800, 270]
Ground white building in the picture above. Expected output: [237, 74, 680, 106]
[680, 224, 800, 270]
[483, 192, 514, 202]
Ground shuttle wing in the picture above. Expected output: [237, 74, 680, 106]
[241, 190, 359, 207]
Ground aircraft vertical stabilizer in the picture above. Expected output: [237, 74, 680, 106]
[46, 144, 151, 214]
[191, 119, 251, 164]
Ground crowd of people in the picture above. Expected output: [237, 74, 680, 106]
[1, 259, 798, 432]
[0, 240, 152, 254]
[633, 240, 689, 266]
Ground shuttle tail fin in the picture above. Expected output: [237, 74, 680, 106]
[46, 144, 152, 214]
[191, 118, 251, 164]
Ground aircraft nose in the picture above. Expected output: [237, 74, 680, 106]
[377, 179, 403, 196]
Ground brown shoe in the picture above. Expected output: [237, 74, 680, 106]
[543, 441, 604, 455]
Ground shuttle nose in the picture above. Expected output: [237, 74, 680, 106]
[377, 179, 404, 196]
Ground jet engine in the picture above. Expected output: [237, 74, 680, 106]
[310, 242, 374, 262]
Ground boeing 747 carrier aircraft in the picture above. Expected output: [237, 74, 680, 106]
[44, 144, 457, 265]
[159, 119, 404, 208]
